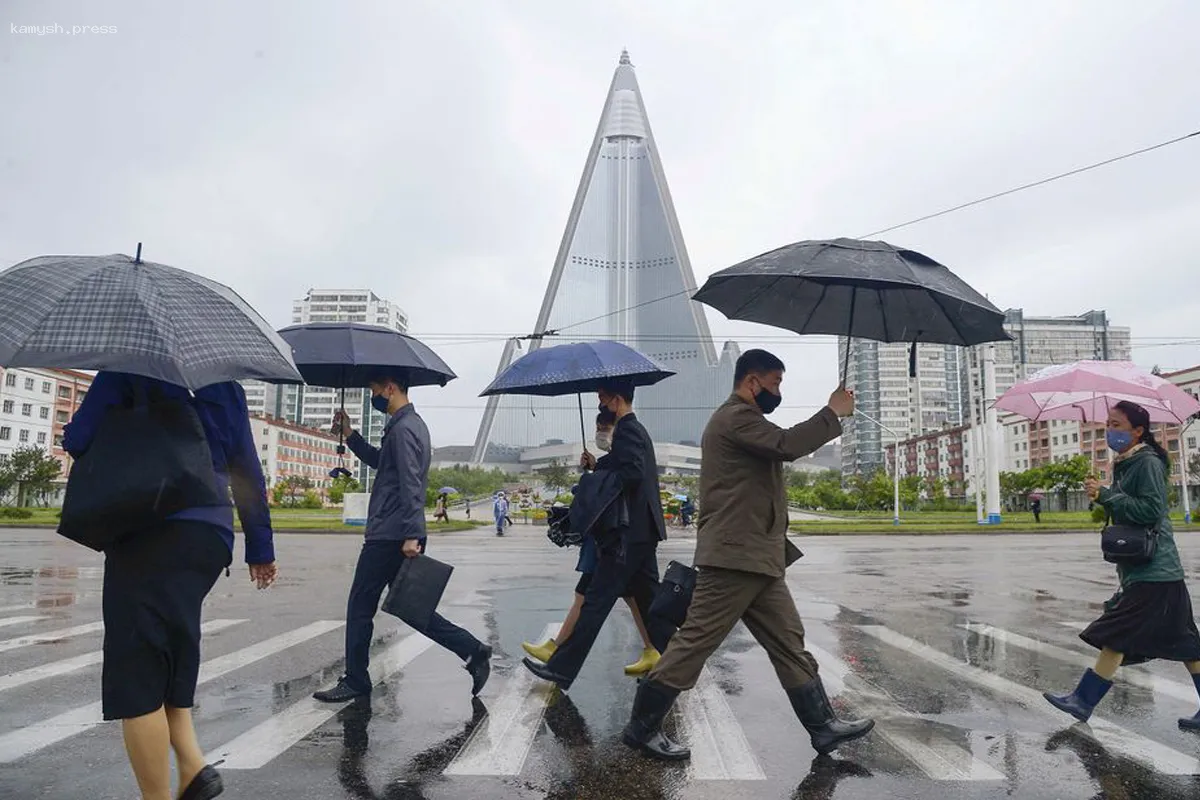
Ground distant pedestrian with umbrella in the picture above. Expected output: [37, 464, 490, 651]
[0, 247, 299, 800]
[1042, 400, 1200, 728]
[313, 369, 493, 703]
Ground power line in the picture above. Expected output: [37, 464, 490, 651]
[500, 127, 1200, 341]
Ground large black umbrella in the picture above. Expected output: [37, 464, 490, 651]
[278, 322, 456, 467]
[479, 340, 675, 449]
[692, 238, 1011, 382]
[0, 247, 302, 389]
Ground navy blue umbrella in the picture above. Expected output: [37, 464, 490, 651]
[278, 322, 456, 464]
[479, 340, 674, 448]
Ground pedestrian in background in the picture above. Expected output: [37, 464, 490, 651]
[622, 349, 872, 761]
[64, 373, 278, 800]
[1043, 400, 1200, 727]
[314, 371, 491, 704]
[494, 491, 510, 536]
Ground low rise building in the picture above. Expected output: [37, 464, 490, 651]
[250, 414, 359, 499]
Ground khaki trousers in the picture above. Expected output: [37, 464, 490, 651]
[648, 565, 818, 691]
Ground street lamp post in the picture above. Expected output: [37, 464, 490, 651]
[855, 408, 903, 526]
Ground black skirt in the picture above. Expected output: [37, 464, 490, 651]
[1079, 580, 1200, 665]
[101, 520, 231, 720]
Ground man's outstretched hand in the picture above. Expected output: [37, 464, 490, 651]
[827, 388, 855, 417]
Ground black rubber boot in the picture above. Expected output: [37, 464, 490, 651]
[787, 678, 875, 755]
[621, 680, 691, 761]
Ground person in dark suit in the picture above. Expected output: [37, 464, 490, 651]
[523, 379, 674, 690]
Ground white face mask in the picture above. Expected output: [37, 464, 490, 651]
[595, 431, 613, 452]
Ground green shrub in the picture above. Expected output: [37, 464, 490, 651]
[0, 508, 33, 519]
[1090, 505, 1107, 524]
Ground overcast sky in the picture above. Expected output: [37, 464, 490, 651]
[3, 1, 1199, 447]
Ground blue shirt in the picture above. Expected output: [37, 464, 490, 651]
[62, 371, 276, 564]
[346, 403, 429, 544]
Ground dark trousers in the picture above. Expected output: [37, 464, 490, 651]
[545, 542, 674, 685]
[344, 540, 481, 693]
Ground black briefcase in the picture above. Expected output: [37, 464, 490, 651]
[650, 560, 697, 627]
[382, 554, 454, 629]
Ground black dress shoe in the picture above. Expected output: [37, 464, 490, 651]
[179, 765, 224, 800]
[466, 645, 493, 695]
[313, 679, 370, 703]
[522, 657, 572, 690]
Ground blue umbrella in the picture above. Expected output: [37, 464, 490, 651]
[438, 486, 460, 495]
[479, 340, 675, 448]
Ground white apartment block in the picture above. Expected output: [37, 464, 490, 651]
[250, 414, 360, 497]
[0, 367, 58, 458]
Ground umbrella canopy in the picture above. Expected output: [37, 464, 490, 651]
[693, 238, 1010, 381]
[994, 361, 1200, 424]
[479, 340, 674, 397]
[438, 486, 460, 495]
[277, 322, 456, 388]
[0, 250, 302, 389]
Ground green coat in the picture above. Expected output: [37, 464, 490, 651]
[1097, 446, 1184, 587]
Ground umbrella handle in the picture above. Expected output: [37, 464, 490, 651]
[578, 393, 587, 451]
[841, 291, 857, 387]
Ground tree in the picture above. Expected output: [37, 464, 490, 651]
[0, 456, 16, 505]
[272, 475, 314, 507]
[537, 459, 575, 493]
[787, 469, 813, 489]
[1044, 455, 1091, 508]
[899, 475, 921, 510]
[6, 447, 61, 507]
[327, 475, 360, 505]
[1189, 453, 1200, 487]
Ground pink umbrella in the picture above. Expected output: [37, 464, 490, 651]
[994, 361, 1200, 424]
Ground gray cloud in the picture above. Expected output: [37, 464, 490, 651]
[3, 0, 1198, 445]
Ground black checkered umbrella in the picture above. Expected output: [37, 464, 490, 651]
[0, 249, 303, 389]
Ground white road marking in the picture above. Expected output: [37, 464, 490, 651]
[0, 620, 344, 763]
[0, 604, 35, 614]
[0, 620, 96, 652]
[214, 629, 436, 769]
[858, 625, 1200, 775]
[961, 623, 1197, 704]
[678, 666, 766, 781]
[0, 620, 246, 694]
[443, 623, 559, 777]
[808, 640, 1003, 781]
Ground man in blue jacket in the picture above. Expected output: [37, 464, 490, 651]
[314, 371, 492, 703]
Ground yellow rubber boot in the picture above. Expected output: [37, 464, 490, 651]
[624, 647, 661, 676]
[522, 639, 558, 663]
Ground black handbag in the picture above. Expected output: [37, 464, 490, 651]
[649, 560, 697, 627]
[545, 505, 581, 548]
[1100, 502, 1157, 566]
[382, 554, 454, 630]
[58, 379, 226, 551]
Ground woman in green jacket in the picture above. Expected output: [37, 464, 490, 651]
[1043, 400, 1200, 728]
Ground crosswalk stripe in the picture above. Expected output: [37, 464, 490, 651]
[0, 604, 35, 614]
[807, 640, 1004, 781]
[0, 620, 94, 651]
[0, 620, 344, 763]
[858, 625, 1200, 775]
[961, 623, 1197, 704]
[678, 666, 766, 781]
[443, 623, 559, 777]
[0, 620, 247, 694]
[214, 630, 436, 769]
[1055, 621, 1093, 629]
[0, 616, 46, 632]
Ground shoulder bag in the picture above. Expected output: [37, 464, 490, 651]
[1099, 478, 1158, 565]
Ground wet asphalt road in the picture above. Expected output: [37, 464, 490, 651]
[3, 527, 1200, 799]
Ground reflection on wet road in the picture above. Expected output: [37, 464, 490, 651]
[2, 529, 1200, 798]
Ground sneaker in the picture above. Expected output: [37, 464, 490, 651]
[313, 679, 369, 703]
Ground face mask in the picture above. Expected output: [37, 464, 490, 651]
[371, 393, 391, 415]
[595, 431, 612, 452]
[754, 387, 783, 415]
[1106, 429, 1134, 453]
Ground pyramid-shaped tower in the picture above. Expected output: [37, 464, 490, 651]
[472, 51, 739, 462]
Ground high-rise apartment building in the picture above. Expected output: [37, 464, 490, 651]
[472, 51, 738, 462]
[842, 310, 1130, 478]
[248, 289, 409, 489]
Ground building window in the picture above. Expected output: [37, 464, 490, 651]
[54, 434, 64, 447]
[0, 427, 9, 440]
[21, 404, 31, 417]
[24, 377, 34, 391]
[41, 381, 51, 394]
[1053, 436, 1059, 446]
[36, 432, 46, 445]
[19, 429, 29, 443]
[1, 400, 11, 414]
[1072, 433, 1079, 443]
[39, 407, 49, 420]
[1169, 439, 1179, 452]
[1190, 437, 1197, 449]
[58, 386, 72, 399]
[4, 374, 15, 387]
[262, 444, 268, 452]
[55, 410, 68, 423]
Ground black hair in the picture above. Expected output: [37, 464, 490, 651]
[1113, 400, 1169, 466]
[734, 349, 786, 385]
[596, 408, 617, 427]
[599, 379, 635, 404]
[367, 369, 410, 393]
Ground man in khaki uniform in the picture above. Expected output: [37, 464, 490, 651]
[621, 349, 873, 760]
